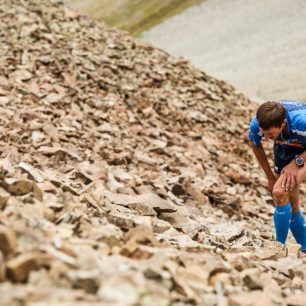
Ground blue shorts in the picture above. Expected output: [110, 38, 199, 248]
[273, 143, 305, 174]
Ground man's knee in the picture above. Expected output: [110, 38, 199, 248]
[272, 185, 288, 201]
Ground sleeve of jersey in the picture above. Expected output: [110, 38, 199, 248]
[248, 116, 262, 147]
[294, 117, 306, 145]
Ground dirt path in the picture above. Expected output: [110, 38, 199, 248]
[141, 0, 306, 102]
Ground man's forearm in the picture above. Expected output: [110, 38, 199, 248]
[250, 142, 275, 179]
[288, 148, 306, 167]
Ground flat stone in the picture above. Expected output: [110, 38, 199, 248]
[4, 178, 34, 196]
[0, 252, 5, 282]
[108, 211, 135, 230]
[228, 290, 275, 306]
[104, 190, 177, 213]
[67, 269, 100, 294]
[6, 251, 53, 282]
[0, 188, 10, 209]
[0, 226, 17, 256]
[85, 224, 123, 247]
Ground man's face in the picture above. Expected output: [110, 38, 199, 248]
[260, 126, 282, 140]
[259, 120, 287, 141]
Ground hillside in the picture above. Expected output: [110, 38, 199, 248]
[0, 1, 305, 305]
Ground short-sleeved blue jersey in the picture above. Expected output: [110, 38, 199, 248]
[248, 100, 306, 147]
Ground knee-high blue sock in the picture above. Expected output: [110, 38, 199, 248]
[290, 209, 306, 252]
[273, 203, 292, 244]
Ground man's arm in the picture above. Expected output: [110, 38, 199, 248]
[282, 114, 306, 190]
[249, 141, 276, 191]
[281, 149, 306, 191]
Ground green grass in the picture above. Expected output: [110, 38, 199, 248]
[66, 0, 204, 36]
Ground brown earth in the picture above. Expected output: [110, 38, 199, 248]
[0, 0, 305, 305]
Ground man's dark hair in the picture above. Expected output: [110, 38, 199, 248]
[256, 101, 286, 129]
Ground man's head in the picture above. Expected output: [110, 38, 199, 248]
[256, 101, 286, 140]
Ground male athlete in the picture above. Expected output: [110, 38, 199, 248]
[248, 100, 306, 254]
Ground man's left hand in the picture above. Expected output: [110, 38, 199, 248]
[281, 162, 299, 191]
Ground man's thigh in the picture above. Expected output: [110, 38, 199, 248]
[273, 167, 305, 191]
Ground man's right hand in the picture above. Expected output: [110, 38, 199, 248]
[267, 177, 277, 193]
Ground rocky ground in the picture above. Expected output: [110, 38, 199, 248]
[0, 1, 305, 305]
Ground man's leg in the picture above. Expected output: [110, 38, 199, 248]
[290, 209, 306, 252]
[289, 186, 299, 215]
[273, 168, 306, 251]
[289, 173, 306, 252]
[272, 178, 292, 244]
[275, 173, 299, 214]
[288, 187, 304, 250]
[272, 144, 292, 244]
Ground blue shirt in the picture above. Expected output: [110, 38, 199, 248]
[248, 100, 306, 147]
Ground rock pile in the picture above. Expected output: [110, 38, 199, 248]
[0, 0, 305, 305]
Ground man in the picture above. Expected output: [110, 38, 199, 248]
[248, 100, 306, 255]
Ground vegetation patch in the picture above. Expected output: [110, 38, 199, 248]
[66, 0, 204, 36]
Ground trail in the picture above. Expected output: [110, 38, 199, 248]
[142, 0, 306, 102]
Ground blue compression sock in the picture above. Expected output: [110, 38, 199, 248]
[290, 209, 306, 252]
[273, 203, 292, 244]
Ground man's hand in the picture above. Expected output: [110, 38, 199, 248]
[281, 162, 299, 191]
[267, 176, 277, 193]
